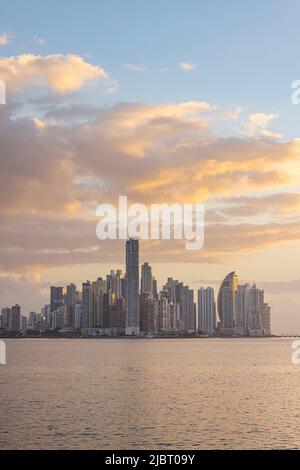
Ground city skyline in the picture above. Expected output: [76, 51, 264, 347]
[0, 238, 272, 338]
[0, 1, 299, 335]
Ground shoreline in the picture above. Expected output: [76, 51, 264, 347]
[1, 335, 297, 340]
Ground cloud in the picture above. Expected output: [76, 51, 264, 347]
[123, 64, 146, 72]
[241, 112, 282, 139]
[212, 193, 300, 219]
[0, 99, 300, 328]
[178, 62, 196, 72]
[0, 33, 13, 47]
[0, 101, 299, 219]
[0, 100, 300, 278]
[33, 35, 46, 45]
[0, 274, 49, 312]
[0, 54, 118, 94]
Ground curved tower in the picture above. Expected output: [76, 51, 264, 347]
[218, 271, 238, 335]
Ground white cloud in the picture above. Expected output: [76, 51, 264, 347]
[0, 33, 13, 47]
[123, 64, 146, 72]
[241, 112, 282, 139]
[0, 54, 118, 94]
[178, 61, 196, 72]
[34, 35, 46, 45]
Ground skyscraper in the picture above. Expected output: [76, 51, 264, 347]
[50, 286, 63, 313]
[1, 307, 11, 330]
[218, 271, 238, 336]
[198, 287, 215, 335]
[152, 277, 158, 299]
[182, 286, 196, 332]
[74, 303, 82, 329]
[66, 283, 76, 327]
[235, 283, 250, 336]
[92, 277, 106, 327]
[140, 292, 158, 334]
[115, 297, 126, 331]
[10, 304, 21, 332]
[82, 281, 92, 329]
[141, 262, 153, 294]
[248, 283, 264, 336]
[262, 302, 271, 336]
[125, 238, 140, 335]
[106, 270, 123, 298]
[162, 277, 196, 332]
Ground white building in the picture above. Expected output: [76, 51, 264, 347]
[198, 287, 215, 335]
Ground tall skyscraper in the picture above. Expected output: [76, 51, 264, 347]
[235, 283, 250, 335]
[92, 277, 106, 327]
[141, 262, 153, 294]
[218, 271, 238, 336]
[74, 304, 82, 329]
[125, 238, 140, 335]
[162, 277, 196, 332]
[1, 307, 11, 329]
[50, 286, 63, 312]
[140, 292, 158, 334]
[106, 270, 123, 298]
[66, 283, 76, 327]
[262, 302, 271, 336]
[10, 304, 21, 332]
[198, 287, 215, 335]
[248, 283, 264, 336]
[102, 292, 116, 329]
[115, 297, 126, 331]
[82, 281, 92, 329]
[152, 277, 158, 299]
[182, 286, 196, 332]
[21, 315, 27, 332]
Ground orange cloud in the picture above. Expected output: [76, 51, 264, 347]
[0, 54, 117, 94]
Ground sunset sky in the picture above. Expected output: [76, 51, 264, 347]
[0, 0, 300, 333]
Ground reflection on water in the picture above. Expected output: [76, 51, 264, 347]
[0, 338, 299, 449]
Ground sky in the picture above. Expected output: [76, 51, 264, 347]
[0, 0, 300, 333]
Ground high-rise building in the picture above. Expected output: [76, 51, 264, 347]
[198, 287, 215, 335]
[74, 303, 82, 329]
[50, 286, 64, 312]
[102, 293, 116, 329]
[125, 238, 140, 335]
[106, 270, 123, 298]
[162, 277, 196, 332]
[66, 284, 76, 327]
[218, 271, 238, 335]
[92, 277, 106, 327]
[248, 283, 264, 336]
[262, 302, 271, 336]
[42, 304, 51, 328]
[140, 292, 158, 334]
[115, 297, 126, 331]
[182, 286, 196, 332]
[157, 297, 181, 333]
[82, 281, 92, 328]
[9, 304, 21, 332]
[1, 307, 11, 330]
[152, 277, 158, 299]
[21, 315, 27, 332]
[141, 262, 153, 294]
[52, 306, 65, 330]
[235, 284, 250, 336]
